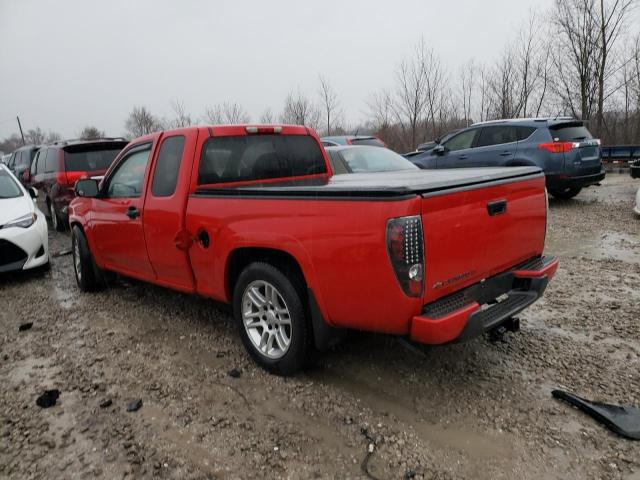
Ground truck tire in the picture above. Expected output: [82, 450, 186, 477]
[71, 225, 103, 292]
[549, 186, 582, 200]
[233, 262, 312, 375]
[49, 200, 65, 232]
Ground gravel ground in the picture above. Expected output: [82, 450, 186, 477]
[1, 173, 639, 480]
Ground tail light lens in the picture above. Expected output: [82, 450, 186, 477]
[538, 142, 580, 153]
[386, 215, 424, 297]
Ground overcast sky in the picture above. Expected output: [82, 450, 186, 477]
[0, 0, 554, 139]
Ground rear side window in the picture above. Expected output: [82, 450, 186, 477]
[31, 150, 41, 175]
[64, 145, 124, 172]
[476, 126, 517, 148]
[152, 136, 184, 197]
[198, 135, 326, 184]
[45, 149, 58, 173]
[549, 123, 593, 141]
[516, 126, 536, 141]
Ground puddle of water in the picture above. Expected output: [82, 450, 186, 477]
[547, 230, 640, 264]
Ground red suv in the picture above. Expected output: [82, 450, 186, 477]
[28, 138, 128, 230]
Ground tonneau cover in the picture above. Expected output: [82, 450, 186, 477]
[195, 166, 543, 198]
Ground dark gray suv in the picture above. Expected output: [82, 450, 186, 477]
[406, 118, 605, 199]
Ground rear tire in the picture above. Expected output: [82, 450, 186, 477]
[71, 225, 103, 292]
[49, 201, 65, 232]
[549, 186, 582, 199]
[232, 262, 312, 376]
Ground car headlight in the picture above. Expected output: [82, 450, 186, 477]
[2, 213, 37, 229]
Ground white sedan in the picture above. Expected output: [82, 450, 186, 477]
[0, 164, 49, 272]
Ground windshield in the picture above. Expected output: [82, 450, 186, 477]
[331, 147, 418, 174]
[64, 145, 125, 172]
[0, 169, 23, 199]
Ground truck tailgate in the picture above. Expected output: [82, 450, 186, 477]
[421, 175, 547, 303]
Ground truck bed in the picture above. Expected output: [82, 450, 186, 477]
[194, 166, 543, 198]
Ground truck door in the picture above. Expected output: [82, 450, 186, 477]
[90, 141, 156, 279]
[141, 129, 198, 291]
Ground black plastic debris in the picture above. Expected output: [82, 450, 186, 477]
[18, 323, 33, 332]
[227, 368, 242, 379]
[99, 399, 112, 408]
[36, 389, 60, 408]
[552, 389, 640, 440]
[126, 399, 143, 412]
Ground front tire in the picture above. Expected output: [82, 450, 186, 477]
[549, 186, 582, 199]
[233, 262, 312, 375]
[71, 225, 103, 292]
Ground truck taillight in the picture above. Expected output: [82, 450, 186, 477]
[538, 141, 579, 153]
[386, 215, 424, 297]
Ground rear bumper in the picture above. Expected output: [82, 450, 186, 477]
[546, 167, 605, 189]
[410, 256, 558, 345]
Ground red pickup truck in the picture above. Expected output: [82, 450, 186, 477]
[69, 125, 558, 375]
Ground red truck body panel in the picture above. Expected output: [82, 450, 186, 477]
[69, 125, 556, 347]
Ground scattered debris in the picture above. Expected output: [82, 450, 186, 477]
[227, 368, 242, 378]
[126, 399, 143, 412]
[404, 469, 417, 479]
[360, 427, 383, 480]
[18, 322, 33, 332]
[36, 389, 60, 408]
[552, 389, 640, 440]
[99, 399, 112, 408]
[53, 248, 72, 258]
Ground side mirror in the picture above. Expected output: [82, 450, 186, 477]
[28, 187, 38, 199]
[433, 144, 446, 155]
[75, 178, 99, 198]
[22, 170, 31, 183]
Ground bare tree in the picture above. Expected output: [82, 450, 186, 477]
[318, 75, 341, 136]
[259, 108, 275, 123]
[280, 90, 321, 130]
[25, 127, 47, 145]
[391, 38, 432, 148]
[125, 106, 162, 138]
[367, 90, 394, 131]
[204, 102, 250, 124]
[79, 126, 105, 140]
[459, 60, 476, 126]
[594, 0, 636, 132]
[168, 100, 193, 128]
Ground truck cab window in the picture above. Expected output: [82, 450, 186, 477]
[151, 136, 185, 197]
[198, 135, 326, 184]
[105, 145, 151, 198]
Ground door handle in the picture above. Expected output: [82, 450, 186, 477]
[126, 206, 140, 219]
[458, 155, 468, 160]
[500, 151, 513, 156]
[487, 199, 507, 216]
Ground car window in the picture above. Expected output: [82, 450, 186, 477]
[45, 149, 58, 173]
[0, 169, 23, 198]
[350, 137, 385, 147]
[476, 126, 517, 148]
[64, 145, 125, 172]
[105, 145, 151, 198]
[516, 126, 536, 141]
[549, 123, 593, 141]
[151, 136, 184, 197]
[198, 134, 326, 184]
[444, 129, 477, 152]
[31, 150, 41, 175]
[335, 147, 418, 174]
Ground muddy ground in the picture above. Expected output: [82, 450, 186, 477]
[1, 173, 639, 480]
